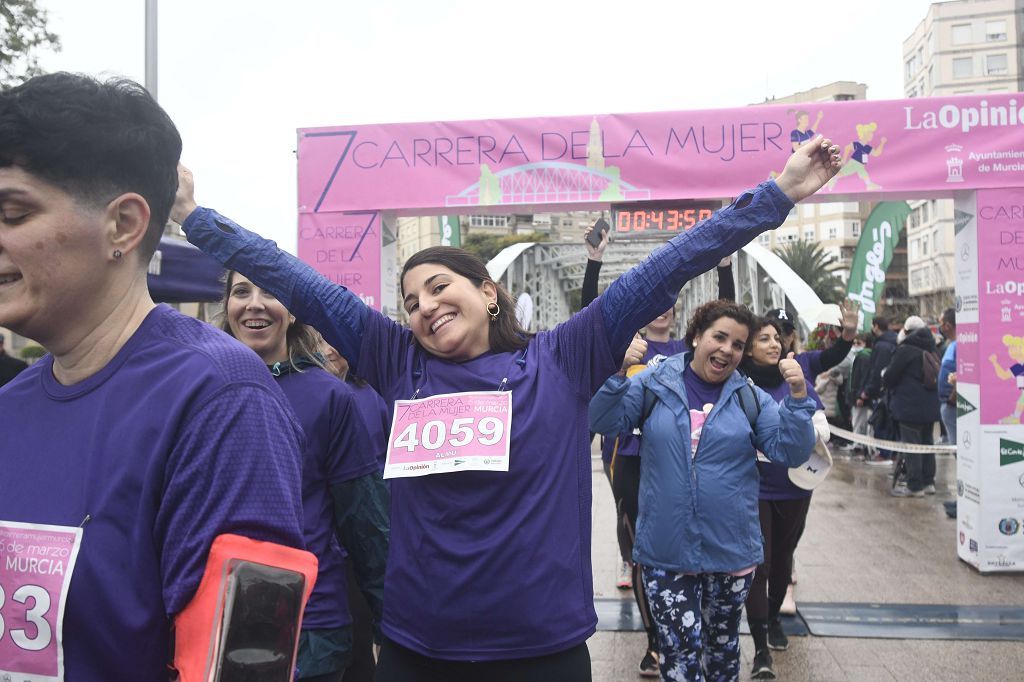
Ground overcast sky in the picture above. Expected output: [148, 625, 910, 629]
[38, 0, 938, 253]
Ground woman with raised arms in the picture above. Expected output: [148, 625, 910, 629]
[171, 136, 839, 682]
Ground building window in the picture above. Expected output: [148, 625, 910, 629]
[828, 226, 838, 240]
[851, 221, 861, 237]
[986, 20, 1006, 42]
[804, 227, 815, 241]
[469, 215, 509, 228]
[986, 53, 1008, 76]
[953, 57, 973, 79]
[952, 24, 971, 45]
[922, 235, 929, 256]
[759, 234, 771, 246]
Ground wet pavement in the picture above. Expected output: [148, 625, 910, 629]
[587, 448, 1024, 681]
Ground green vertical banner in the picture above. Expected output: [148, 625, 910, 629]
[440, 215, 461, 247]
[846, 201, 910, 333]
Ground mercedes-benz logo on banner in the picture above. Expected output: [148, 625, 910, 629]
[961, 243, 971, 262]
[955, 295, 962, 312]
[1019, 472, 1024, 489]
[963, 431, 972, 449]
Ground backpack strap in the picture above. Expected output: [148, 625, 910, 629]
[736, 378, 761, 430]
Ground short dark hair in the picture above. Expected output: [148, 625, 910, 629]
[942, 308, 956, 327]
[872, 316, 889, 331]
[401, 246, 532, 354]
[684, 300, 755, 350]
[0, 72, 181, 261]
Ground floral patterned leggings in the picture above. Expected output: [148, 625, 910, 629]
[642, 567, 753, 682]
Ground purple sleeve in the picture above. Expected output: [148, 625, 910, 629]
[599, 182, 793, 360]
[796, 350, 823, 379]
[326, 385, 382, 485]
[181, 207, 393, 373]
[544, 297, 620, 397]
[155, 382, 306, 615]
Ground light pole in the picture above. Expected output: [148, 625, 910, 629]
[145, 0, 157, 99]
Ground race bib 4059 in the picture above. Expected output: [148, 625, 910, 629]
[384, 391, 512, 479]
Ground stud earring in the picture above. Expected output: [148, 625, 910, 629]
[113, 249, 123, 259]
[486, 301, 500, 322]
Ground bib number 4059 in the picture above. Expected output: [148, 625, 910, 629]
[393, 417, 505, 451]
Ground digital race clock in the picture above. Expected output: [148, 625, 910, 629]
[611, 200, 723, 238]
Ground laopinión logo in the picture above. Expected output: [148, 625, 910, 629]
[1001, 438, 1024, 466]
[998, 518, 1021, 535]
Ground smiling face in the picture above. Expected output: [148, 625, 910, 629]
[402, 263, 496, 361]
[225, 272, 294, 364]
[0, 166, 113, 342]
[645, 307, 675, 337]
[748, 324, 783, 366]
[691, 316, 749, 384]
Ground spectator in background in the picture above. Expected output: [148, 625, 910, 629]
[0, 334, 28, 388]
[938, 309, 958, 518]
[844, 334, 873, 455]
[859, 317, 899, 463]
[885, 316, 941, 498]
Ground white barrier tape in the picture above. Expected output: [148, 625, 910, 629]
[829, 426, 957, 455]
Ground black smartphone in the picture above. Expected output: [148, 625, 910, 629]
[586, 217, 610, 248]
[214, 561, 307, 681]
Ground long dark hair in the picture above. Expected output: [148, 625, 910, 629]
[401, 246, 532, 353]
[684, 300, 755, 350]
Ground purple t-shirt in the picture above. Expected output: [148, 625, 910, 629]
[357, 301, 616, 659]
[348, 380, 392, 471]
[754, 379, 822, 500]
[274, 367, 380, 630]
[0, 305, 305, 680]
[683, 363, 725, 412]
[601, 338, 688, 460]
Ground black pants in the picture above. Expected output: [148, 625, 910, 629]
[610, 455, 658, 654]
[601, 458, 631, 563]
[374, 638, 591, 682]
[341, 558, 376, 682]
[899, 421, 936, 492]
[745, 497, 811, 626]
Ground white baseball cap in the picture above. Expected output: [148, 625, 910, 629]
[788, 439, 833, 490]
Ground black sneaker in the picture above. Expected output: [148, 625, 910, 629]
[751, 649, 776, 679]
[638, 649, 659, 678]
[768, 618, 789, 651]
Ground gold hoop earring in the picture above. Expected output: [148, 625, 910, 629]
[486, 301, 500, 322]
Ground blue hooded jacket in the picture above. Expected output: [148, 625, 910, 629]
[589, 353, 815, 573]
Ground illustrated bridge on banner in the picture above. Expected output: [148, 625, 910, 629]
[444, 161, 652, 207]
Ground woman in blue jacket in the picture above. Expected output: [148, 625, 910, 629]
[590, 301, 815, 682]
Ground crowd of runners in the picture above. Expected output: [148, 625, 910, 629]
[0, 72, 848, 681]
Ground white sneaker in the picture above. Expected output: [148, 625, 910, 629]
[779, 583, 797, 615]
[924, 484, 936, 495]
[616, 561, 632, 590]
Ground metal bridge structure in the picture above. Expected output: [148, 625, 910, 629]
[486, 239, 829, 335]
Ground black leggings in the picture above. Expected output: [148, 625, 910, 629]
[610, 455, 658, 653]
[374, 638, 591, 682]
[745, 497, 811, 625]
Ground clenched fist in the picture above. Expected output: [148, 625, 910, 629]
[621, 333, 648, 372]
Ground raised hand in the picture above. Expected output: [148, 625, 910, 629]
[779, 352, 808, 399]
[620, 333, 648, 372]
[839, 298, 860, 340]
[584, 225, 610, 262]
[170, 163, 199, 225]
[776, 135, 842, 203]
